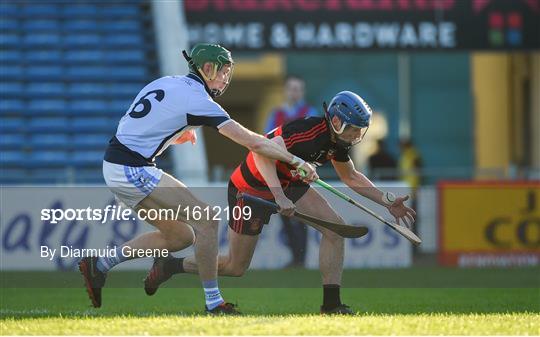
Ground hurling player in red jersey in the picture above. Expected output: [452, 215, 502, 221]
[144, 91, 416, 314]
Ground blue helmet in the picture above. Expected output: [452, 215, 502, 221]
[325, 91, 372, 133]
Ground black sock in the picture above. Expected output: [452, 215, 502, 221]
[322, 284, 342, 309]
[164, 257, 185, 275]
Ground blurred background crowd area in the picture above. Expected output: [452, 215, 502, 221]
[1, 0, 539, 185]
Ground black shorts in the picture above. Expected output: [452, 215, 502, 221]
[227, 180, 310, 236]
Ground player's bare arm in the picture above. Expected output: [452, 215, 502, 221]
[219, 120, 318, 183]
[332, 159, 416, 228]
[251, 136, 296, 216]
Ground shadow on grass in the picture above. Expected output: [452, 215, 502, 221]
[1, 286, 538, 319]
[1, 268, 539, 319]
[1, 267, 539, 288]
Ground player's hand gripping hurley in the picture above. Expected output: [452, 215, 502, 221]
[299, 170, 422, 245]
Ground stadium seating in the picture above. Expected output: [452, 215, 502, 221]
[0, 1, 163, 184]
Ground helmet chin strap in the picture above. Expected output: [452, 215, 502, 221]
[182, 50, 221, 98]
[198, 63, 218, 82]
[209, 77, 231, 97]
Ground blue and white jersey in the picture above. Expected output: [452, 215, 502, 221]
[104, 74, 232, 166]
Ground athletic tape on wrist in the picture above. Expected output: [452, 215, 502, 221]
[382, 191, 396, 206]
[290, 155, 305, 168]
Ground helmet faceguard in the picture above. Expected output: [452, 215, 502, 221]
[323, 91, 373, 147]
[182, 43, 234, 98]
[210, 61, 234, 97]
[337, 124, 370, 146]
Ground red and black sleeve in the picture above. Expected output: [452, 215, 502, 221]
[271, 117, 328, 156]
[332, 146, 352, 162]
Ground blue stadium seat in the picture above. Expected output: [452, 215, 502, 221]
[108, 100, 130, 114]
[108, 67, 147, 79]
[21, 4, 60, 17]
[72, 170, 105, 183]
[24, 34, 61, 46]
[71, 118, 116, 133]
[27, 99, 68, 115]
[68, 83, 108, 97]
[23, 20, 60, 31]
[64, 50, 103, 62]
[0, 34, 20, 46]
[27, 66, 63, 78]
[0, 82, 23, 96]
[0, 169, 31, 184]
[0, 134, 25, 150]
[70, 100, 108, 114]
[62, 4, 99, 17]
[66, 66, 107, 80]
[104, 50, 146, 63]
[72, 151, 104, 167]
[0, 4, 19, 17]
[30, 168, 72, 184]
[64, 34, 101, 47]
[68, 83, 141, 100]
[29, 118, 69, 133]
[0, 151, 26, 167]
[111, 83, 143, 95]
[25, 50, 63, 63]
[0, 118, 25, 133]
[66, 66, 147, 81]
[101, 5, 140, 17]
[72, 134, 108, 149]
[0, 99, 25, 114]
[0, 65, 23, 79]
[29, 151, 69, 167]
[0, 19, 18, 31]
[103, 34, 143, 47]
[102, 20, 141, 32]
[0, 50, 22, 62]
[26, 83, 66, 97]
[0, 1, 160, 184]
[63, 19, 142, 33]
[30, 134, 69, 149]
[63, 20, 98, 32]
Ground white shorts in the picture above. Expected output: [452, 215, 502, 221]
[102, 160, 164, 209]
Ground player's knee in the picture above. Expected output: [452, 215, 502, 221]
[167, 234, 195, 252]
[163, 224, 195, 251]
[194, 218, 219, 233]
[323, 230, 344, 245]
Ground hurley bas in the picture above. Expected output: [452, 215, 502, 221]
[40, 245, 169, 261]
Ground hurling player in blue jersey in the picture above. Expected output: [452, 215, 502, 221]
[78, 43, 318, 315]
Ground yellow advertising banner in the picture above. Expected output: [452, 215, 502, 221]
[438, 181, 540, 266]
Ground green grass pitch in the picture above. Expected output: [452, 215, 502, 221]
[1, 267, 539, 335]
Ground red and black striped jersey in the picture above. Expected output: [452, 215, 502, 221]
[230, 117, 351, 198]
